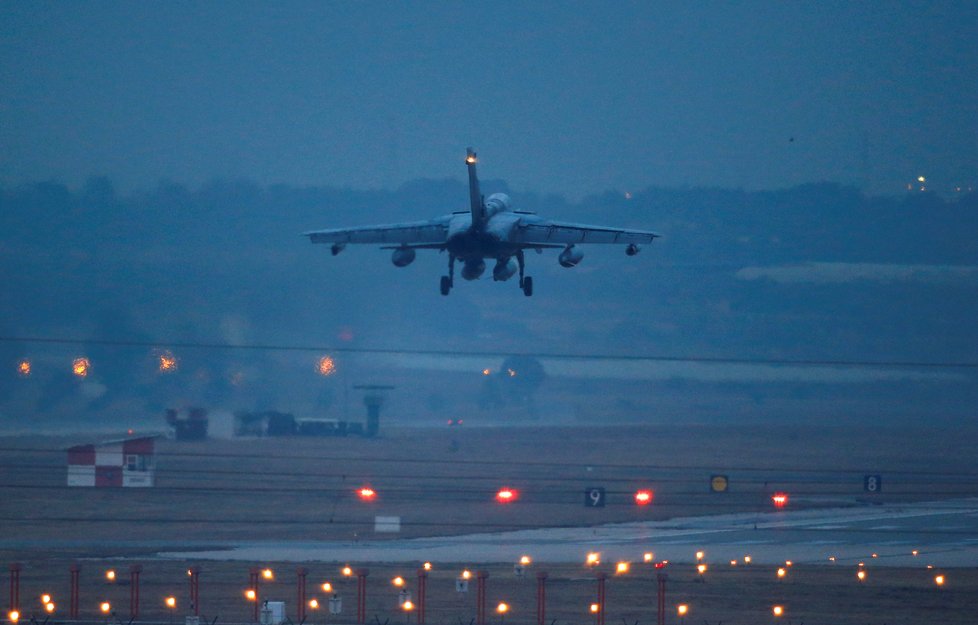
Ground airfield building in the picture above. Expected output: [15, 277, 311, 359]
[66, 436, 157, 487]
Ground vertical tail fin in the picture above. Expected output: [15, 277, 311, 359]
[466, 147, 486, 228]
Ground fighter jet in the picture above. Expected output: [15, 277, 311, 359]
[304, 148, 660, 296]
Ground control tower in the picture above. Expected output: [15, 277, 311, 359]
[353, 384, 395, 437]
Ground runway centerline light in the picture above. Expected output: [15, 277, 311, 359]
[634, 490, 653, 505]
[496, 487, 518, 503]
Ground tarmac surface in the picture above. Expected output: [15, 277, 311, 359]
[158, 497, 978, 566]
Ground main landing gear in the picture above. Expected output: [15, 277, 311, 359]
[517, 250, 533, 297]
[440, 252, 533, 296]
[440, 254, 455, 295]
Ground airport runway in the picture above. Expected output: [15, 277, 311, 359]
[159, 497, 978, 567]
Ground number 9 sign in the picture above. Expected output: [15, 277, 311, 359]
[584, 487, 606, 508]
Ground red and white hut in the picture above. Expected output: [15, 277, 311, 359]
[66, 436, 157, 487]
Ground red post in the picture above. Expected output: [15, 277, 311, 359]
[416, 569, 427, 625]
[476, 571, 489, 625]
[655, 573, 667, 625]
[595, 573, 606, 625]
[188, 567, 200, 616]
[536, 572, 548, 625]
[356, 569, 369, 624]
[70, 563, 80, 619]
[9, 563, 21, 612]
[249, 568, 261, 622]
[129, 564, 142, 619]
[297, 568, 308, 623]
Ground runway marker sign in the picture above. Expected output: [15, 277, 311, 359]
[584, 487, 606, 507]
[864, 474, 882, 493]
[710, 475, 729, 493]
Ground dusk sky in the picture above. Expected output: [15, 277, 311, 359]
[2, 1, 976, 199]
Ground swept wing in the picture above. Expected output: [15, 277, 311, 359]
[304, 217, 450, 247]
[512, 217, 660, 246]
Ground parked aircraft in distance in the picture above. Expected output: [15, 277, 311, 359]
[304, 148, 660, 296]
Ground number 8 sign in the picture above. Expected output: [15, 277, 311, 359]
[864, 474, 882, 493]
[584, 487, 606, 507]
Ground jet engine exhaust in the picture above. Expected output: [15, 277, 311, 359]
[461, 259, 486, 281]
[391, 247, 416, 267]
[558, 244, 584, 267]
[492, 257, 518, 281]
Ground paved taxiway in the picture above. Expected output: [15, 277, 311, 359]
[160, 498, 978, 566]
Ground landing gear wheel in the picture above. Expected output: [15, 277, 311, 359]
[440, 276, 452, 296]
[522, 276, 533, 297]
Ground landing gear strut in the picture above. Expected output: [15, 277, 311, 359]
[440, 254, 455, 295]
[517, 250, 533, 297]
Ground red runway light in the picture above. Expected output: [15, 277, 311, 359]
[357, 487, 376, 501]
[496, 487, 518, 503]
[634, 489, 654, 505]
[771, 492, 789, 508]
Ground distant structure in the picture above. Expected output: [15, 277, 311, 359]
[234, 411, 365, 437]
[165, 407, 208, 440]
[353, 384, 395, 437]
[66, 436, 157, 487]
